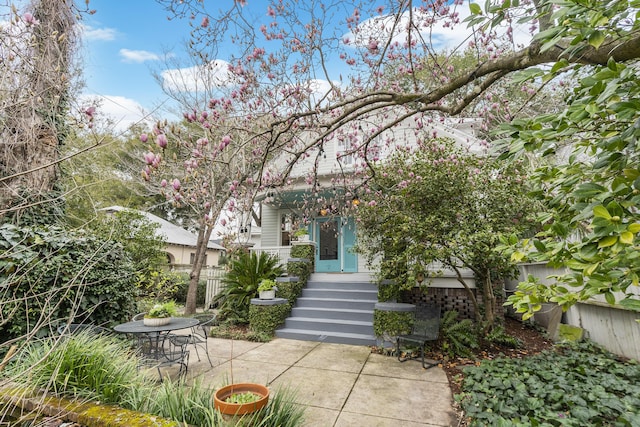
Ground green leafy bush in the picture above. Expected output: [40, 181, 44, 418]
[249, 302, 291, 336]
[0, 224, 138, 340]
[456, 341, 640, 426]
[170, 272, 206, 305]
[439, 310, 479, 358]
[373, 310, 413, 338]
[214, 251, 284, 323]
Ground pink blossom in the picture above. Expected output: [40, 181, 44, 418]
[23, 12, 39, 26]
[144, 152, 156, 165]
[84, 106, 96, 118]
[368, 200, 377, 207]
[220, 218, 227, 226]
[201, 16, 209, 28]
[140, 133, 148, 143]
[156, 134, 168, 149]
[172, 178, 181, 191]
[160, 179, 167, 188]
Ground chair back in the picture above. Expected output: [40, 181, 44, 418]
[412, 304, 441, 341]
[132, 312, 146, 321]
[193, 313, 217, 338]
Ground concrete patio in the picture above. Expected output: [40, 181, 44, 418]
[183, 337, 457, 427]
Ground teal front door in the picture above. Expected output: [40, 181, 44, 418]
[316, 218, 340, 272]
[315, 217, 358, 272]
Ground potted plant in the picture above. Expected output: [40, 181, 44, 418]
[214, 382, 269, 415]
[257, 279, 277, 300]
[292, 227, 309, 242]
[143, 301, 178, 326]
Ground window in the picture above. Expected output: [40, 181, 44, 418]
[281, 213, 301, 246]
[190, 253, 207, 265]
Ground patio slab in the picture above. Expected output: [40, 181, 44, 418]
[185, 338, 457, 426]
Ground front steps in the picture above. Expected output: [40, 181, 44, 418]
[275, 273, 378, 346]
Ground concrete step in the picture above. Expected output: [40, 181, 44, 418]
[295, 297, 377, 311]
[301, 288, 378, 299]
[275, 328, 377, 346]
[284, 317, 373, 335]
[305, 281, 377, 291]
[291, 307, 373, 322]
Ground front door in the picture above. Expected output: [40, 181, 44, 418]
[316, 218, 340, 272]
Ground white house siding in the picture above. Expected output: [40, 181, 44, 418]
[508, 262, 640, 361]
[565, 303, 640, 361]
[257, 204, 280, 248]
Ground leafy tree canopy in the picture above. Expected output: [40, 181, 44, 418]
[355, 138, 539, 327]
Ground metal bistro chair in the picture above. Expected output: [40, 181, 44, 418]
[169, 313, 216, 367]
[131, 312, 146, 321]
[136, 332, 190, 381]
[396, 304, 441, 369]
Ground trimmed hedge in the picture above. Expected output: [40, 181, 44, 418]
[249, 303, 291, 336]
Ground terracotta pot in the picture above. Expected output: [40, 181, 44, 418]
[214, 383, 269, 415]
[143, 317, 171, 326]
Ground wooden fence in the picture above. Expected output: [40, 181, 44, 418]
[204, 267, 226, 309]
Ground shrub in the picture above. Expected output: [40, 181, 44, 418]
[439, 310, 479, 358]
[170, 272, 206, 305]
[0, 224, 138, 340]
[214, 251, 284, 323]
[373, 310, 413, 339]
[249, 302, 291, 336]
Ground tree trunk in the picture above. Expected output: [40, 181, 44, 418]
[0, 0, 76, 217]
[451, 265, 482, 323]
[184, 222, 214, 315]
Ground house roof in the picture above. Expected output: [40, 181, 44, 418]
[101, 206, 226, 251]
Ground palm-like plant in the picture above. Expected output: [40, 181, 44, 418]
[214, 251, 284, 323]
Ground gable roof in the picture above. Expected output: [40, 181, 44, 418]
[102, 206, 225, 250]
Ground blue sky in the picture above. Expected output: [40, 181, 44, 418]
[81, 0, 198, 131]
[78, 0, 525, 133]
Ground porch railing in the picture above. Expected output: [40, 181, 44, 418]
[250, 246, 293, 266]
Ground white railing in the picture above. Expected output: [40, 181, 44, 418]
[250, 246, 293, 266]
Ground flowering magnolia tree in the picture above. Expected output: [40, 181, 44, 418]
[355, 138, 538, 329]
[155, 0, 640, 315]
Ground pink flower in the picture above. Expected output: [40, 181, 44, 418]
[201, 16, 209, 28]
[144, 152, 156, 165]
[84, 106, 96, 118]
[156, 134, 168, 149]
[220, 218, 227, 226]
[160, 179, 167, 188]
[23, 12, 39, 26]
[172, 178, 181, 191]
[140, 133, 148, 143]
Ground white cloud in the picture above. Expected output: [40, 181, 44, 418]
[343, 2, 532, 53]
[161, 60, 233, 93]
[81, 24, 117, 41]
[81, 94, 153, 133]
[119, 48, 161, 63]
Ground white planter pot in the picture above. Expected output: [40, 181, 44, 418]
[297, 235, 309, 242]
[143, 317, 171, 326]
[259, 290, 276, 300]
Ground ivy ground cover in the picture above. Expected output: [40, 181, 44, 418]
[456, 342, 640, 426]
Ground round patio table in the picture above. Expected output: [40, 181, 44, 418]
[113, 317, 199, 380]
[113, 317, 199, 334]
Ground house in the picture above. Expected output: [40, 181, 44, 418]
[252, 115, 483, 277]
[102, 206, 226, 268]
